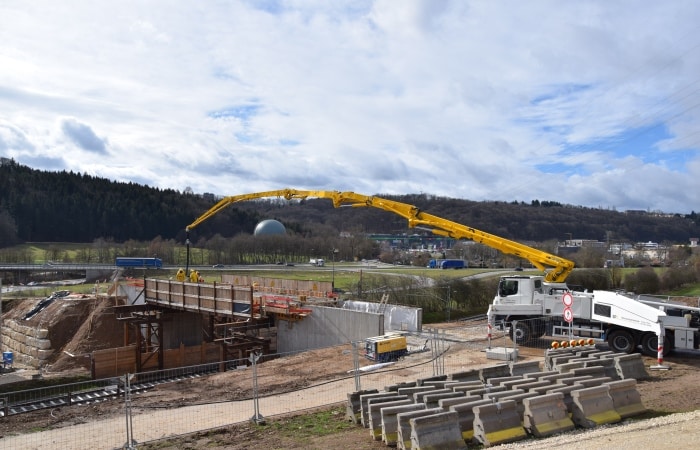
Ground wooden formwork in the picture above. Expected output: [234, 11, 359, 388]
[144, 278, 255, 318]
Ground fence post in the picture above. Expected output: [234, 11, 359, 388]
[249, 351, 265, 425]
[352, 341, 362, 391]
[123, 373, 136, 450]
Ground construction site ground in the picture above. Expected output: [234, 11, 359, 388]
[0, 295, 699, 449]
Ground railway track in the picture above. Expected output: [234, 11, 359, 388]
[0, 368, 217, 418]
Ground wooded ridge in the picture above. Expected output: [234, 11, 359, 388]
[1, 158, 698, 247]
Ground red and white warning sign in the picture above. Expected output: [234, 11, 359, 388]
[563, 306, 574, 323]
[562, 292, 573, 307]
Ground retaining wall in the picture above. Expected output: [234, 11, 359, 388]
[1, 319, 52, 368]
[277, 305, 384, 353]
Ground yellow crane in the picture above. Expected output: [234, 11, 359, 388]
[184, 189, 575, 282]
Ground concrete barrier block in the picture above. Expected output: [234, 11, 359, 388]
[473, 400, 527, 447]
[439, 396, 481, 410]
[421, 380, 451, 389]
[570, 366, 606, 378]
[570, 385, 621, 428]
[369, 399, 413, 441]
[574, 377, 613, 389]
[614, 354, 649, 380]
[346, 389, 378, 423]
[510, 360, 541, 376]
[410, 411, 466, 450]
[545, 383, 579, 414]
[453, 384, 488, 396]
[559, 375, 593, 386]
[360, 392, 399, 427]
[396, 408, 443, 450]
[386, 381, 417, 392]
[545, 349, 576, 370]
[524, 370, 558, 380]
[487, 375, 522, 386]
[465, 385, 507, 398]
[523, 393, 575, 437]
[510, 380, 552, 393]
[417, 374, 448, 386]
[398, 386, 437, 400]
[539, 372, 574, 383]
[449, 380, 483, 390]
[557, 361, 586, 373]
[583, 358, 619, 380]
[484, 388, 525, 402]
[381, 403, 426, 446]
[414, 388, 452, 404]
[502, 378, 544, 390]
[498, 392, 540, 418]
[449, 369, 481, 382]
[423, 391, 465, 409]
[479, 365, 511, 383]
[605, 379, 646, 419]
[575, 349, 602, 358]
[449, 399, 492, 442]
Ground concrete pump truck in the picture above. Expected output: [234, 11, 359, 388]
[184, 189, 700, 361]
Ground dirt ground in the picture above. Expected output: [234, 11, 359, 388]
[1, 297, 699, 449]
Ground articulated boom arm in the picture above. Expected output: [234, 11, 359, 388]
[186, 188, 575, 282]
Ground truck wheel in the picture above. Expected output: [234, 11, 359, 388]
[510, 322, 531, 345]
[641, 332, 673, 357]
[531, 320, 546, 339]
[607, 330, 635, 354]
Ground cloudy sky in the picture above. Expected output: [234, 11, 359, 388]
[1, 1, 700, 214]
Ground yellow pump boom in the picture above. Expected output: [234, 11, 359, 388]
[186, 189, 575, 283]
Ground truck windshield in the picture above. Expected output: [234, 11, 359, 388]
[499, 279, 518, 297]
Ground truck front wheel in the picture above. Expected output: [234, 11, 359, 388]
[510, 322, 531, 345]
[607, 330, 635, 354]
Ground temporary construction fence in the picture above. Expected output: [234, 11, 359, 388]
[1, 321, 546, 449]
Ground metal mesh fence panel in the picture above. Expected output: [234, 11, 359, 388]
[1, 321, 549, 448]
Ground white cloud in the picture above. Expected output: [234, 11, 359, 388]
[0, 0, 699, 215]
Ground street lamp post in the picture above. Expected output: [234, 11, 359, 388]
[331, 248, 339, 290]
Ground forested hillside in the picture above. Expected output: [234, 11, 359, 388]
[0, 158, 698, 247]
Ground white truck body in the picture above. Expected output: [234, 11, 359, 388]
[487, 275, 700, 356]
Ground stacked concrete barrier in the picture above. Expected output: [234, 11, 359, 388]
[449, 368, 481, 382]
[346, 389, 378, 424]
[479, 364, 511, 383]
[523, 392, 575, 437]
[348, 349, 653, 449]
[473, 400, 527, 447]
[416, 374, 448, 386]
[409, 411, 466, 450]
[509, 360, 540, 376]
[381, 403, 426, 446]
[386, 381, 417, 391]
[359, 392, 400, 427]
[423, 391, 465, 408]
[614, 354, 649, 380]
[449, 398, 491, 442]
[369, 398, 413, 441]
[570, 384, 621, 428]
[605, 379, 646, 418]
[583, 357, 618, 379]
[396, 408, 443, 450]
